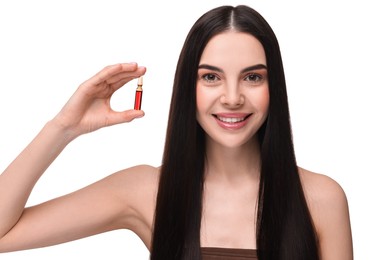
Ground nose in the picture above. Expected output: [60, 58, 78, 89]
[220, 83, 244, 108]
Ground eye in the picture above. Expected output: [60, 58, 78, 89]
[244, 73, 264, 83]
[201, 73, 220, 83]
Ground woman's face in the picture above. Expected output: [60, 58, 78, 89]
[196, 31, 269, 148]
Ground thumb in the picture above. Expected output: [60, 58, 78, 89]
[110, 109, 145, 125]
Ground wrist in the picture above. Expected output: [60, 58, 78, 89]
[46, 118, 80, 144]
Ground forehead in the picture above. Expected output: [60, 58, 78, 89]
[199, 31, 266, 67]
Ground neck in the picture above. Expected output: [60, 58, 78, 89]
[204, 136, 261, 183]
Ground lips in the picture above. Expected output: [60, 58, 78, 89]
[212, 113, 252, 130]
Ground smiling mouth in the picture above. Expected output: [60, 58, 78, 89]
[213, 114, 252, 123]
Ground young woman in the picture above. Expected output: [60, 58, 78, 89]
[0, 5, 352, 260]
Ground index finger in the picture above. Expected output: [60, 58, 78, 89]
[88, 63, 145, 86]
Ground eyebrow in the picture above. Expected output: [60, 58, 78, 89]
[198, 63, 267, 73]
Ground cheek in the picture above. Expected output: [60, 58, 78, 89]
[196, 85, 211, 113]
[261, 87, 270, 111]
[249, 86, 270, 112]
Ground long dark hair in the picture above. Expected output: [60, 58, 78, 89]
[151, 5, 319, 260]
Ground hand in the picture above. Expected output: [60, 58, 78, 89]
[53, 63, 146, 138]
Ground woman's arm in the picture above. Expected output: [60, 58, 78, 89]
[0, 163, 158, 252]
[300, 168, 353, 260]
[0, 63, 150, 252]
[316, 176, 353, 260]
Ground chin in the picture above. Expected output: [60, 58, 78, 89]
[207, 134, 258, 149]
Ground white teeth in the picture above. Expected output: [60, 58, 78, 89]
[217, 116, 245, 123]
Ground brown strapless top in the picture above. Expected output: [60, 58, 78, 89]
[201, 247, 258, 259]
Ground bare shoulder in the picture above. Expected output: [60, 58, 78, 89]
[298, 167, 353, 259]
[298, 167, 347, 203]
[298, 167, 349, 221]
[110, 164, 160, 188]
[101, 164, 160, 246]
[107, 164, 160, 210]
[100, 164, 160, 196]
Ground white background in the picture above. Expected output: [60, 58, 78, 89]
[0, 0, 388, 259]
